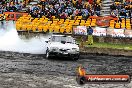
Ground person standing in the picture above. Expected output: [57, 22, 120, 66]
[87, 26, 93, 45]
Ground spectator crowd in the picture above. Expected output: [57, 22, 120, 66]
[0, 0, 101, 20]
[29, 0, 101, 19]
[110, 0, 132, 19]
[0, 0, 26, 13]
[0, 0, 131, 20]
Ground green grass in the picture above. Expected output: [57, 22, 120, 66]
[84, 42, 132, 50]
[76, 38, 132, 50]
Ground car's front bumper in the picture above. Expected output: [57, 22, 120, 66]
[49, 51, 80, 58]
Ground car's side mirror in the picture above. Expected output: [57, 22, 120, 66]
[76, 43, 79, 45]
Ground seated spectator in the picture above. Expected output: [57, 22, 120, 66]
[9, 4, 17, 12]
[94, 4, 101, 16]
[111, 12, 117, 18]
[46, 11, 52, 19]
[15, 2, 22, 11]
[110, 3, 117, 10]
[120, 11, 127, 17]
[60, 12, 67, 19]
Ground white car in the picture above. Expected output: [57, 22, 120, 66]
[45, 35, 80, 60]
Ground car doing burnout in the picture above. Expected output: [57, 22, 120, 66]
[45, 35, 80, 60]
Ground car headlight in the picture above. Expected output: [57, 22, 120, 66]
[72, 48, 79, 52]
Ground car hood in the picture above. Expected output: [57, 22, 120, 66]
[49, 42, 79, 49]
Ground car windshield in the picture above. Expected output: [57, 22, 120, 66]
[51, 36, 75, 44]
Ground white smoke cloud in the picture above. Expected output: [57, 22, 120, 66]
[0, 21, 49, 54]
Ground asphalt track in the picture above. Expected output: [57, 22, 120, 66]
[0, 51, 131, 88]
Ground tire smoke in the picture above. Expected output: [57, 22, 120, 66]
[0, 21, 49, 54]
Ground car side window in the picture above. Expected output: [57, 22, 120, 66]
[66, 37, 75, 44]
[51, 36, 55, 42]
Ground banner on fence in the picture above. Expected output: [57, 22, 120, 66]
[93, 27, 106, 36]
[124, 30, 132, 37]
[72, 26, 132, 37]
[107, 28, 125, 37]
[73, 26, 87, 35]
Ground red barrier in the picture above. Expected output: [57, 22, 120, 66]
[3, 12, 28, 21]
[89, 16, 118, 27]
[89, 16, 118, 20]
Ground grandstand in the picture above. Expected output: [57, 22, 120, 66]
[0, 0, 131, 33]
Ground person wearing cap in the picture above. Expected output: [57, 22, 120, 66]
[87, 26, 93, 45]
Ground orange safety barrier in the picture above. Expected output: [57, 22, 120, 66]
[89, 16, 118, 27]
[3, 12, 28, 21]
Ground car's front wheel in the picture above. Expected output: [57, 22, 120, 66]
[46, 49, 50, 59]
